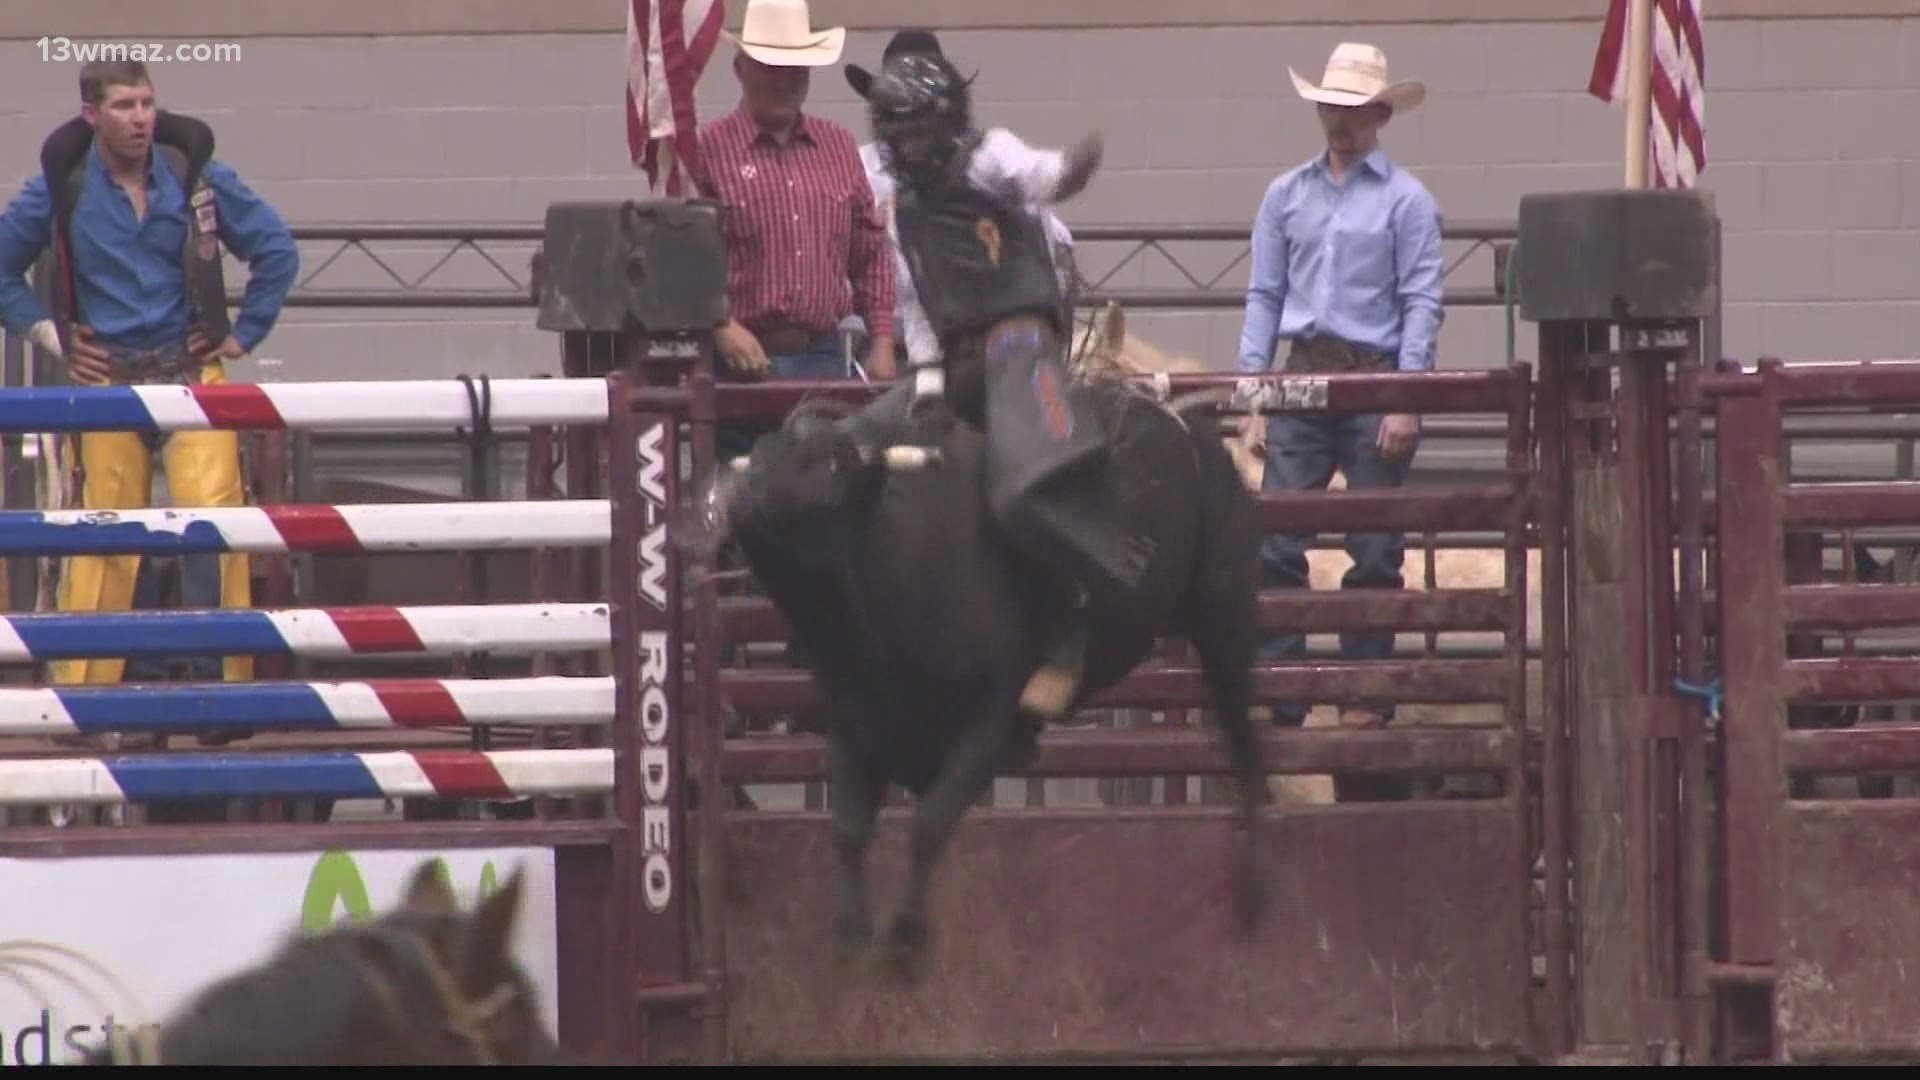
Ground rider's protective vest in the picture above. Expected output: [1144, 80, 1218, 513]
[37, 110, 231, 360]
[893, 134, 1063, 344]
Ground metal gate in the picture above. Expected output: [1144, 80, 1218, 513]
[631, 366, 1547, 1064]
[1705, 359, 1920, 1064]
[1518, 187, 1920, 1065]
[543, 190, 1920, 1065]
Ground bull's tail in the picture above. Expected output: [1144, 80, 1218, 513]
[1172, 384, 1269, 935]
[1166, 386, 1243, 437]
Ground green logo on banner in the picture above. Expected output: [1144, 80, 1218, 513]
[299, 851, 498, 934]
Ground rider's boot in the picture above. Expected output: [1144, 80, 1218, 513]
[982, 316, 1107, 492]
[981, 314, 1148, 593]
[1018, 587, 1089, 723]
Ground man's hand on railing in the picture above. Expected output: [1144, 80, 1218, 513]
[1232, 376, 1269, 456]
[715, 319, 770, 379]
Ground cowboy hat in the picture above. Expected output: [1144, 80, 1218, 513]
[1288, 42, 1425, 112]
[723, 0, 845, 67]
[845, 28, 944, 98]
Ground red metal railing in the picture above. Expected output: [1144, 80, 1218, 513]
[1705, 357, 1920, 1063]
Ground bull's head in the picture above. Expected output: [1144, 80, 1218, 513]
[701, 399, 939, 570]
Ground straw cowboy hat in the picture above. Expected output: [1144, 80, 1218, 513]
[1288, 42, 1425, 112]
[723, 0, 845, 67]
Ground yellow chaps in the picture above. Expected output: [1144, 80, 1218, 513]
[50, 361, 252, 685]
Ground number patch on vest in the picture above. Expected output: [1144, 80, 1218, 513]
[974, 218, 1002, 266]
[191, 185, 220, 260]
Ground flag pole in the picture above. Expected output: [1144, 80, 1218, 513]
[1622, 0, 1656, 188]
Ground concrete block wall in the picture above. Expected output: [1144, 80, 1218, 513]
[0, 4, 1911, 384]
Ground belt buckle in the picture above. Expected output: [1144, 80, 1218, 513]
[114, 345, 198, 386]
[754, 324, 810, 353]
[1288, 339, 1346, 374]
[1292, 337, 1385, 374]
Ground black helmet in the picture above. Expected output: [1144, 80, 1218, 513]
[843, 28, 943, 98]
[863, 53, 973, 189]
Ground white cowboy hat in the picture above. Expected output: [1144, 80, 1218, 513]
[1288, 42, 1425, 112]
[723, 0, 845, 67]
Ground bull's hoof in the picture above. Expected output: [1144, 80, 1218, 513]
[1232, 869, 1266, 936]
[832, 911, 874, 968]
[880, 915, 932, 986]
[1232, 833, 1267, 936]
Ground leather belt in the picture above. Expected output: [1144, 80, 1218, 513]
[106, 340, 204, 386]
[1285, 335, 1393, 374]
[748, 321, 834, 355]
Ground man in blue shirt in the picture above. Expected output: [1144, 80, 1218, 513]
[1236, 43, 1444, 735]
[0, 60, 298, 688]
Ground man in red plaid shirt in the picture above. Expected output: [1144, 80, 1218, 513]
[696, 0, 895, 408]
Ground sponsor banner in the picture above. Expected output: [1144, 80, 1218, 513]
[0, 847, 558, 1064]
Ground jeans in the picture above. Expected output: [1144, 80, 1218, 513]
[123, 546, 226, 682]
[1257, 410, 1414, 723]
[767, 343, 848, 381]
[715, 342, 848, 462]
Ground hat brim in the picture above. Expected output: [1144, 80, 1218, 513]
[724, 25, 846, 67]
[845, 62, 875, 97]
[1287, 67, 1425, 112]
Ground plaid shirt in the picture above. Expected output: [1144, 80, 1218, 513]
[695, 106, 894, 341]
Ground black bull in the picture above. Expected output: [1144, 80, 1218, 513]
[702, 374, 1271, 980]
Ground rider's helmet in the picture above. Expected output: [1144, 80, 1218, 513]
[865, 52, 973, 191]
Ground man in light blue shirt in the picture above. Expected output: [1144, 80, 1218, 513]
[1236, 43, 1444, 735]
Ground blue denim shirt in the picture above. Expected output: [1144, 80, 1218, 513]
[1236, 147, 1444, 374]
[0, 140, 298, 353]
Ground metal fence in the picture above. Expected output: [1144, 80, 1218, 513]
[0, 217, 1519, 510]
[1, 218, 1910, 560]
[154, 220, 1519, 311]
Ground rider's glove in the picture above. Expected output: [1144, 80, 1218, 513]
[906, 364, 946, 419]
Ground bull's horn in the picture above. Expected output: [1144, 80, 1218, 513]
[856, 443, 941, 471]
[696, 465, 749, 548]
[883, 445, 941, 470]
[1167, 385, 1239, 417]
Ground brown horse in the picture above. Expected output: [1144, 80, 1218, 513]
[69, 857, 559, 1066]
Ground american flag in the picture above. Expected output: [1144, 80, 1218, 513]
[1589, 0, 1705, 189]
[626, 0, 725, 195]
